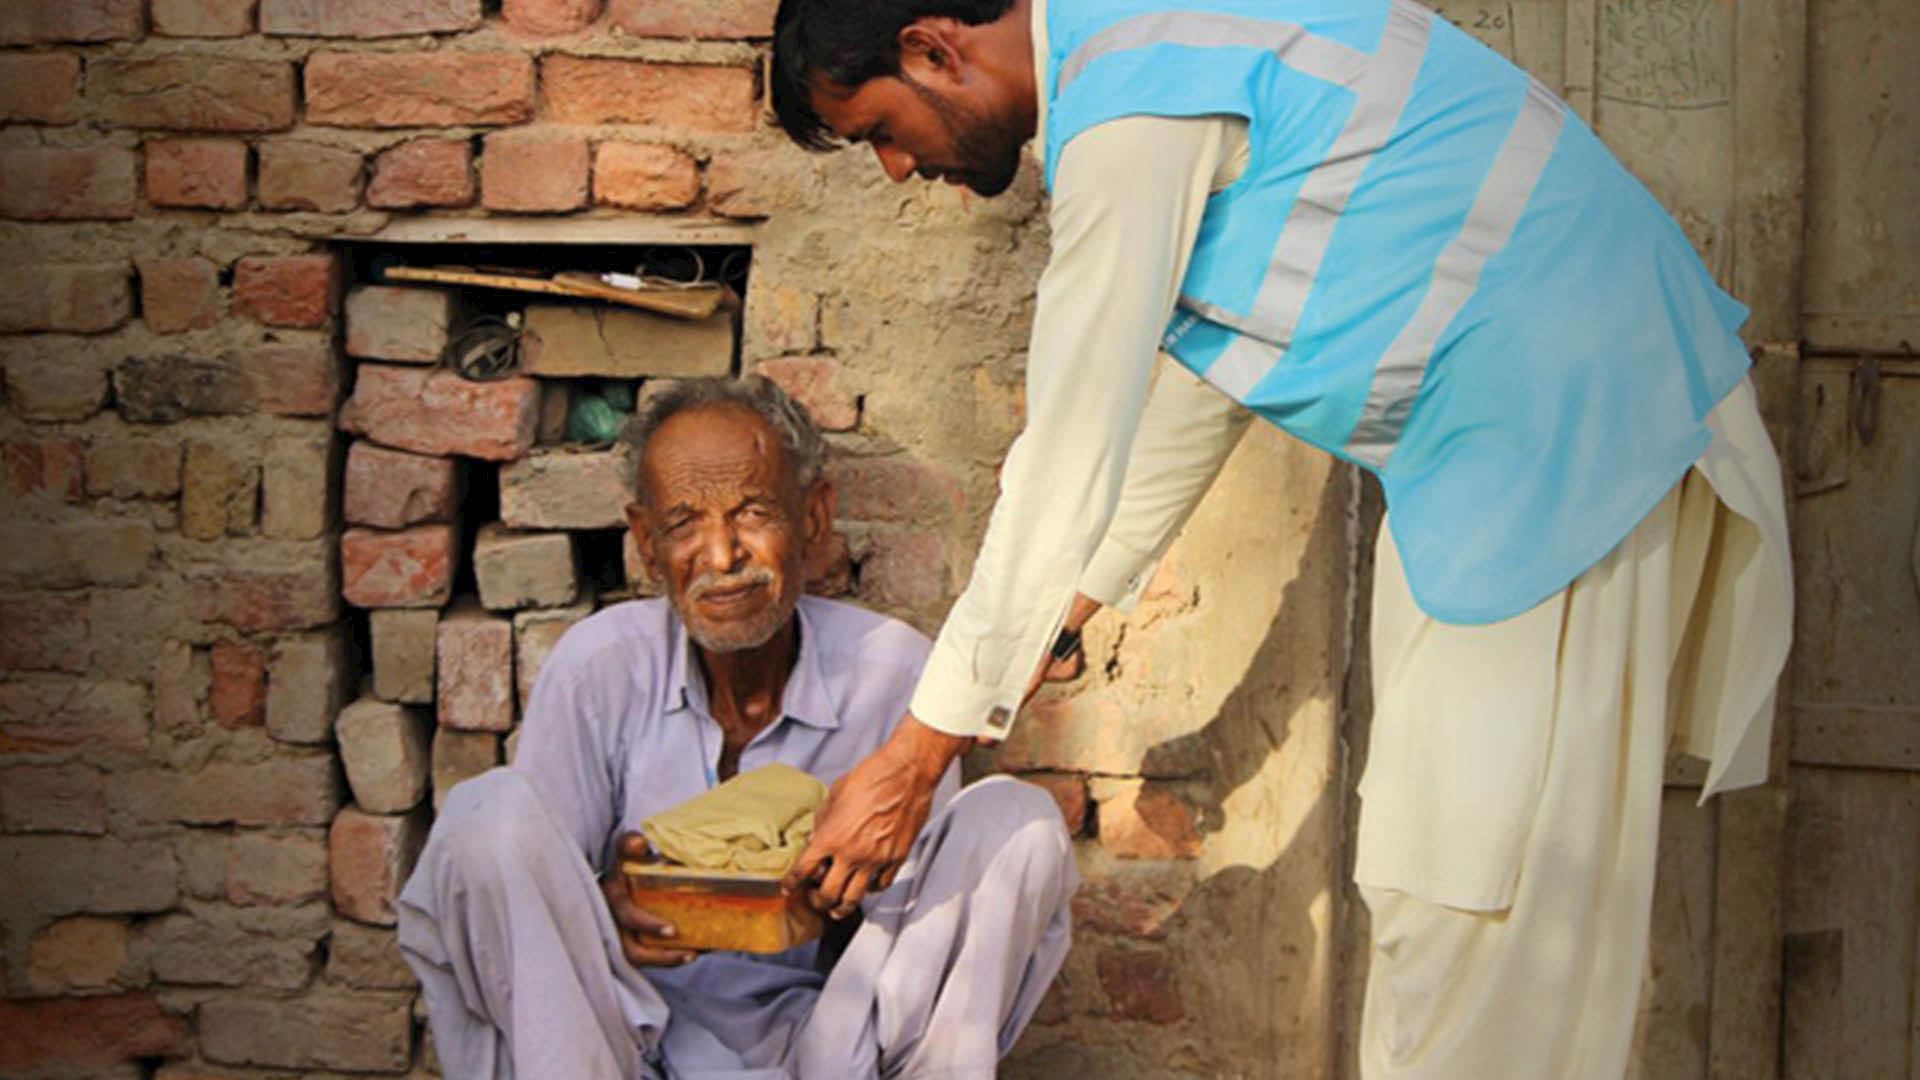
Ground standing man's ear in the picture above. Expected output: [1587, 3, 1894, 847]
[898, 19, 964, 82]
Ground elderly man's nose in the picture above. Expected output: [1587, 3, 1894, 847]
[874, 144, 917, 184]
[696, 521, 744, 570]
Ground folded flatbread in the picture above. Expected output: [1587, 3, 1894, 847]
[641, 763, 828, 873]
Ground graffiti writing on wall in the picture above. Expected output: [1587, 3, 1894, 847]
[1599, 0, 1731, 108]
[1428, 1, 1519, 60]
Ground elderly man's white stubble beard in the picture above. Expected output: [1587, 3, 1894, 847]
[681, 565, 791, 654]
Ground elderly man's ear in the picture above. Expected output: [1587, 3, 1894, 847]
[624, 502, 663, 585]
[802, 477, 836, 553]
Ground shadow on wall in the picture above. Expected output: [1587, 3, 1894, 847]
[1004, 460, 1355, 1079]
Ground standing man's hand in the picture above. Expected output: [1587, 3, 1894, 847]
[782, 717, 966, 920]
[599, 832, 699, 968]
[1022, 592, 1104, 705]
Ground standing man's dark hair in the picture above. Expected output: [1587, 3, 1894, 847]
[771, 0, 1017, 150]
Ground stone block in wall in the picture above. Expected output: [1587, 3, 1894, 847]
[370, 608, 438, 704]
[481, 128, 590, 213]
[152, 640, 208, 736]
[26, 916, 130, 993]
[504, 0, 602, 35]
[857, 530, 947, 609]
[198, 989, 415, 1072]
[0, 264, 131, 334]
[0, 593, 90, 674]
[0, 765, 106, 834]
[341, 524, 459, 608]
[92, 56, 297, 132]
[306, 51, 535, 127]
[335, 697, 431, 814]
[327, 920, 417, 989]
[86, 437, 184, 499]
[142, 908, 322, 990]
[0, 0, 143, 44]
[209, 639, 266, 728]
[594, 142, 699, 211]
[266, 629, 350, 745]
[226, 831, 329, 906]
[0, 521, 152, 590]
[539, 379, 575, 443]
[0, 836, 180, 916]
[136, 257, 223, 334]
[258, 140, 364, 212]
[240, 342, 343, 418]
[339, 363, 541, 461]
[112, 756, 343, 827]
[500, 447, 637, 535]
[368, 137, 475, 208]
[0, 146, 138, 220]
[1070, 858, 1193, 940]
[437, 602, 514, 732]
[0, 53, 79, 123]
[1096, 946, 1185, 1024]
[608, 0, 775, 38]
[757, 356, 858, 431]
[522, 305, 733, 380]
[514, 601, 593, 710]
[707, 148, 799, 219]
[233, 254, 341, 329]
[262, 431, 337, 540]
[181, 441, 257, 540]
[1089, 778, 1201, 860]
[261, 0, 480, 37]
[188, 554, 341, 633]
[115, 355, 255, 422]
[826, 457, 965, 523]
[432, 727, 501, 810]
[152, 0, 258, 37]
[144, 138, 249, 210]
[328, 806, 428, 927]
[541, 56, 758, 131]
[346, 285, 456, 363]
[475, 524, 580, 611]
[2, 438, 84, 504]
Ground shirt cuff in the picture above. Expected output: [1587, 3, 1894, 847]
[907, 638, 1016, 738]
[1077, 533, 1160, 613]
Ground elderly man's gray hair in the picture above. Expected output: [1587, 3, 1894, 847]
[627, 375, 830, 494]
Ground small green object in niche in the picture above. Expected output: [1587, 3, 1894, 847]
[567, 394, 627, 445]
[600, 380, 639, 413]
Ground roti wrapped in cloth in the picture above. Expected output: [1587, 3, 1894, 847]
[640, 763, 828, 873]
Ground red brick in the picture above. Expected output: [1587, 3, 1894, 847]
[0, 993, 189, 1074]
[181, 441, 256, 540]
[343, 441, 460, 529]
[341, 524, 459, 608]
[608, 0, 774, 39]
[261, 432, 336, 541]
[266, 629, 349, 744]
[199, 990, 415, 1071]
[188, 565, 341, 633]
[437, 604, 514, 732]
[145, 138, 249, 209]
[706, 148, 786, 218]
[475, 525, 579, 610]
[0, 594, 91, 674]
[1096, 947, 1184, 1023]
[307, 51, 534, 127]
[329, 806, 428, 926]
[503, 0, 602, 35]
[26, 916, 128, 992]
[226, 831, 328, 905]
[0, 521, 153, 591]
[239, 342, 343, 417]
[1024, 773, 1090, 836]
[113, 756, 343, 826]
[0, 0, 143, 44]
[431, 727, 500, 809]
[1092, 779, 1201, 860]
[233, 254, 340, 328]
[258, 141, 364, 212]
[115, 355, 255, 422]
[0, 53, 80, 122]
[1071, 862, 1194, 940]
[261, 0, 480, 37]
[858, 530, 948, 609]
[209, 640, 267, 728]
[3, 439, 84, 503]
[499, 445, 636, 529]
[338, 364, 541, 461]
[137, 256, 223, 333]
[0, 764, 106, 833]
[345, 285, 455, 363]
[593, 141, 698, 210]
[513, 605, 590, 710]
[367, 138, 474, 208]
[87, 438, 183, 499]
[541, 56, 757, 130]
[480, 129, 589, 213]
[0, 264, 132, 335]
[0, 146, 138, 221]
[758, 356, 858, 431]
[94, 56, 297, 131]
[827, 456, 963, 522]
[153, 0, 258, 36]
[336, 698, 431, 813]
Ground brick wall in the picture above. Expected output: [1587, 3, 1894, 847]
[0, 2, 1352, 1076]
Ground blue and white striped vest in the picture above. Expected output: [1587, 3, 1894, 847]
[1044, 0, 1754, 624]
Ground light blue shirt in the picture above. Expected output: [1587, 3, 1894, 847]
[511, 594, 956, 1074]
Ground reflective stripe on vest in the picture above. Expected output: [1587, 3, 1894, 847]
[1054, 0, 1567, 468]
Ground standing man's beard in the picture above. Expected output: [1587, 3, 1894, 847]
[902, 75, 1026, 197]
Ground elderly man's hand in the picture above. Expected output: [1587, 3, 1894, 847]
[599, 832, 700, 968]
[781, 717, 965, 920]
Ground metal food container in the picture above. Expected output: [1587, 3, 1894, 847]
[621, 861, 825, 954]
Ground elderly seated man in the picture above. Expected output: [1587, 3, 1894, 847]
[397, 376, 1077, 1080]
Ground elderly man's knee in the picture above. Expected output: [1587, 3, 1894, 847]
[425, 768, 555, 880]
[943, 776, 1074, 865]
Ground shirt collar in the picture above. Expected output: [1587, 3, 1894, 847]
[665, 596, 842, 732]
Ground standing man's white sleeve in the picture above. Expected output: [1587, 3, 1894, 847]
[907, 114, 1230, 738]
